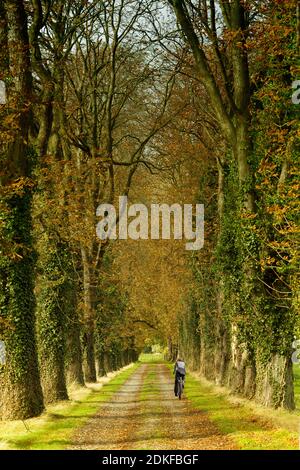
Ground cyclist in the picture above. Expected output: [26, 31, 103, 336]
[173, 357, 186, 397]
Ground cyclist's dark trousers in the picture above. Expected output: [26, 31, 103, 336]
[174, 372, 185, 396]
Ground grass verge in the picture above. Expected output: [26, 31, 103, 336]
[294, 364, 300, 409]
[166, 364, 299, 450]
[0, 363, 140, 450]
[138, 353, 165, 364]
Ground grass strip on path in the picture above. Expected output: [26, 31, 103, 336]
[136, 365, 164, 449]
[166, 364, 299, 450]
[0, 363, 140, 450]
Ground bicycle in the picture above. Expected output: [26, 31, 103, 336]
[177, 375, 184, 400]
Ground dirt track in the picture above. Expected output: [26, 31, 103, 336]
[69, 363, 237, 450]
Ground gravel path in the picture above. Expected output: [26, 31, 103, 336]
[68, 363, 237, 450]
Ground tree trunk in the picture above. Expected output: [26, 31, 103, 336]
[214, 158, 230, 386]
[199, 340, 215, 381]
[228, 324, 255, 399]
[103, 351, 112, 373]
[81, 247, 97, 382]
[66, 308, 84, 387]
[0, 0, 44, 420]
[0, 195, 44, 419]
[36, 240, 69, 403]
[228, 118, 256, 398]
[214, 315, 230, 386]
[255, 353, 295, 409]
[96, 353, 106, 378]
[83, 330, 97, 382]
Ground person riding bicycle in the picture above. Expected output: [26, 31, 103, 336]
[173, 357, 186, 397]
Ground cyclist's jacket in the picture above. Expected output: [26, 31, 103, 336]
[174, 360, 186, 376]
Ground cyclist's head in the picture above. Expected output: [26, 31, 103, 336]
[177, 357, 183, 362]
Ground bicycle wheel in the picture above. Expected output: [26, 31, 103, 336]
[178, 378, 183, 400]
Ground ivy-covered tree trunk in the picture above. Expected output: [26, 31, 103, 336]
[83, 328, 97, 382]
[103, 351, 113, 374]
[214, 306, 230, 387]
[36, 238, 69, 403]
[217, 158, 257, 399]
[96, 353, 106, 378]
[0, 192, 44, 419]
[199, 315, 215, 381]
[81, 247, 97, 382]
[214, 158, 230, 386]
[167, 337, 178, 362]
[62, 254, 84, 386]
[255, 353, 294, 409]
[66, 305, 84, 386]
[228, 3, 257, 397]
[0, 0, 44, 420]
